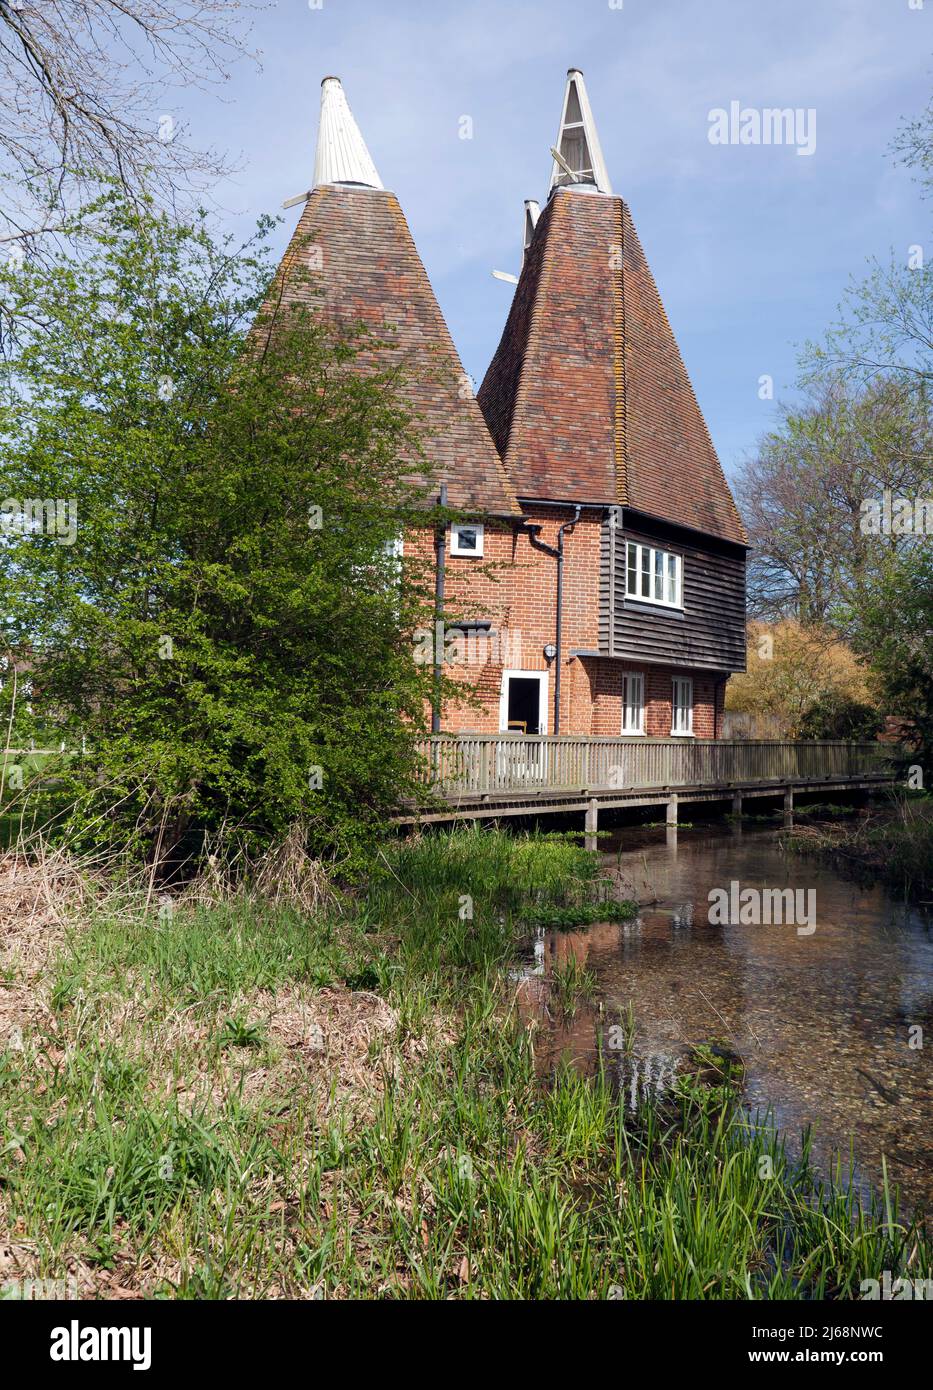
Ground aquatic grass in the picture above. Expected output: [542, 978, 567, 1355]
[524, 899, 638, 930]
[379, 825, 597, 896]
[362, 828, 634, 971]
[5, 959, 930, 1298]
[606, 1000, 637, 1057]
[548, 956, 599, 1016]
[787, 795, 933, 898]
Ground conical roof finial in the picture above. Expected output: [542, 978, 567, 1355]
[314, 76, 384, 190]
[548, 68, 612, 196]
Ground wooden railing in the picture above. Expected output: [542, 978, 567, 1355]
[413, 736, 893, 799]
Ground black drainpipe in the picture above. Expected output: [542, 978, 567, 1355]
[431, 483, 447, 736]
[526, 505, 581, 736]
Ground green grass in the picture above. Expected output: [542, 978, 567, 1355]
[548, 956, 599, 1015]
[524, 900, 638, 930]
[52, 900, 364, 1007]
[1, 827, 929, 1299]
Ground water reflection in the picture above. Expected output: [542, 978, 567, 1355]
[516, 826, 933, 1212]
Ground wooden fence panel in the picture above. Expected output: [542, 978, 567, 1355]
[413, 737, 890, 797]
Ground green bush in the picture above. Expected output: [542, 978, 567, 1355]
[797, 693, 884, 741]
[0, 189, 442, 869]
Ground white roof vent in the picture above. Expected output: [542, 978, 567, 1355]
[313, 76, 384, 190]
[523, 199, 540, 252]
[548, 69, 612, 196]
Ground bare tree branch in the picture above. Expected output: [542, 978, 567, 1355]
[0, 1, 259, 235]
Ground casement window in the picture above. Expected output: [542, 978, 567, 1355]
[450, 522, 484, 557]
[621, 671, 645, 734]
[625, 542, 683, 609]
[671, 677, 694, 736]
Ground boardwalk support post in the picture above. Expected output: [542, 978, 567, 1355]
[784, 786, 794, 828]
[585, 797, 599, 852]
[732, 790, 742, 818]
[666, 793, 678, 827]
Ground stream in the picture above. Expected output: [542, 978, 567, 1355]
[518, 823, 933, 1214]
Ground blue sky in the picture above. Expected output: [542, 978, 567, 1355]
[179, 0, 930, 481]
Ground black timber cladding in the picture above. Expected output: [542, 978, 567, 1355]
[600, 512, 747, 673]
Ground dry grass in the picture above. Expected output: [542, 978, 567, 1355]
[249, 823, 336, 916]
[0, 844, 93, 1042]
[786, 797, 933, 897]
[0, 833, 459, 1299]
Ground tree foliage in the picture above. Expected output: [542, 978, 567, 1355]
[0, 189, 439, 867]
[842, 547, 933, 761]
[726, 620, 880, 740]
[738, 375, 931, 623]
[736, 92, 933, 764]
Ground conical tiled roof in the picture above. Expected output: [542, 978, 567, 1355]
[270, 81, 519, 517]
[477, 185, 747, 546]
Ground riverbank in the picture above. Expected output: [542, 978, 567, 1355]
[1, 829, 929, 1299]
[786, 796, 933, 899]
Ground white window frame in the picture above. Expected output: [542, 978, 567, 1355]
[671, 677, 694, 736]
[450, 521, 484, 558]
[621, 671, 645, 735]
[498, 670, 549, 735]
[624, 541, 683, 609]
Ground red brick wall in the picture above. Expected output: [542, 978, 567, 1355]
[404, 514, 729, 738]
[586, 660, 720, 738]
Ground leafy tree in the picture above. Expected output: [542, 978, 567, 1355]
[803, 258, 933, 390]
[892, 93, 933, 199]
[737, 91, 933, 763]
[738, 375, 931, 622]
[802, 96, 933, 392]
[795, 694, 884, 743]
[0, 188, 439, 868]
[843, 547, 933, 767]
[726, 620, 880, 739]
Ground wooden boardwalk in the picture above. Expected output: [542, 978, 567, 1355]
[400, 736, 896, 830]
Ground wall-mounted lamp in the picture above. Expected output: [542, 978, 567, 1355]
[543, 643, 557, 663]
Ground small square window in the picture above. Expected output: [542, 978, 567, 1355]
[451, 522, 484, 557]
